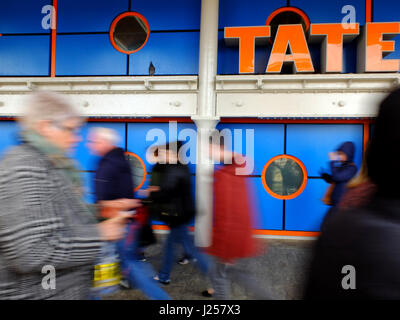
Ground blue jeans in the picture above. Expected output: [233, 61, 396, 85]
[117, 221, 171, 300]
[158, 224, 209, 282]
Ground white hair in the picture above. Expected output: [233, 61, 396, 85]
[18, 90, 83, 130]
[90, 127, 120, 146]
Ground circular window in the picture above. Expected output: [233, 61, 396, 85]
[125, 152, 147, 192]
[266, 7, 310, 44]
[261, 155, 307, 200]
[109, 12, 150, 54]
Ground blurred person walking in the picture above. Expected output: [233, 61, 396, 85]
[319, 141, 358, 232]
[320, 142, 358, 207]
[145, 141, 209, 285]
[205, 135, 271, 300]
[338, 143, 377, 210]
[304, 87, 400, 299]
[87, 128, 170, 300]
[0, 91, 126, 300]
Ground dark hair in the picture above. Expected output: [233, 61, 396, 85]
[367, 87, 400, 197]
[164, 141, 184, 153]
[209, 130, 225, 148]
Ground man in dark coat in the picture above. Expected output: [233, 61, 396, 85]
[304, 87, 400, 300]
[87, 127, 170, 300]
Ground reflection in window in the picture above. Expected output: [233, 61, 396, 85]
[265, 157, 304, 197]
[113, 15, 148, 52]
[125, 152, 146, 191]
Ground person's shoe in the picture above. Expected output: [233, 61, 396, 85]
[153, 275, 170, 285]
[119, 279, 131, 290]
[138, 253, 147, 262]
[201, 290, 213, 298]
[177, 257, 190, 265]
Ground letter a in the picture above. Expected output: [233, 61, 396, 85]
[341, 265, 356, 290]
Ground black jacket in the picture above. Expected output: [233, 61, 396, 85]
[304, 196, 400, 299]
[95, 147, 134, 202]
[149, 163, 195, 227]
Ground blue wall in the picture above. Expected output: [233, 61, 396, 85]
[0, 121, 365, 232]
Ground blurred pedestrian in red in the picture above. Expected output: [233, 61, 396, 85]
[204, 133, 270, 300]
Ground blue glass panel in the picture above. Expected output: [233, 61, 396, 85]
[132, 0, 201, 30]
[56, 34, 127, 76]
[0, 121, 20, 159]
[219, 0, 286, 28]
[291, 0, 365, 24]
[0, 35, 50, 76]
[81, 171, 96, 204]
[249, 177, 283, 230]
[0, 0, 52, 34]
[216, 123, 284, 175]
[129, 32, 199, 75]
[285, 178, 330, 231]
[286, 124, 363, 177]
[57, 0, 129, 32]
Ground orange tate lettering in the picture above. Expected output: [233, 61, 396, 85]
[361, 22, 400, 72]
[266, 25, 314, 73]
[225, 26, 271, 73]
[310, 23, 359, 73]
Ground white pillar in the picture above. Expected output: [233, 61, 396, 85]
[192, 0, 220, 247]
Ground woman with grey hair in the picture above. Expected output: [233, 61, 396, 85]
[0, 91, 131, 299]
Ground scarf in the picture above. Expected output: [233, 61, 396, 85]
[20, 129, 83, 195]
[20, 130, 100, 223]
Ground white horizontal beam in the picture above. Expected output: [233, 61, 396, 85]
[216, 73, 400, 92]
[0, 76, 198, 93]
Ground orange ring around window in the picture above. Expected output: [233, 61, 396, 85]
[265, 6, 311, 32]
[261, 154, 308, 200]
[109, 11, 150, 54]
[125, 151, 147, 192]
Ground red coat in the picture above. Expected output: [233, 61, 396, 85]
[206, 162, 261, 263]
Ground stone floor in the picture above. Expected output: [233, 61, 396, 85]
[104, 235, 316, 300]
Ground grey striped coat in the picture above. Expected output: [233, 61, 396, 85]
[0, 143, 103, 299]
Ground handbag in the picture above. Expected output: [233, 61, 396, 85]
[322, 183, 335, 206]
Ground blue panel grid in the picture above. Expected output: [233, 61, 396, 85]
[0, 121, 20, 159]
[291, 0, 366, 24]
[219, 0, 286, 28]
[248, 177, 283, 230]
[57, 0, 129, 33]
[129, 32, 199, 75]
[216, 123, 284, 175]
[286, 124, 363, 177]
[0, 1, 52, 34]
[0, 35, 50, 76]
[56, 34, 127, 76]
[132, 0, 201, 31]
[285, 178, 330, 231]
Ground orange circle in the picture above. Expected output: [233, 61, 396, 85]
[265, 6, 311, 31]
[125, 151, 147, 192]
[261, 154, 308, 200]
[109, 11, 150, 54]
